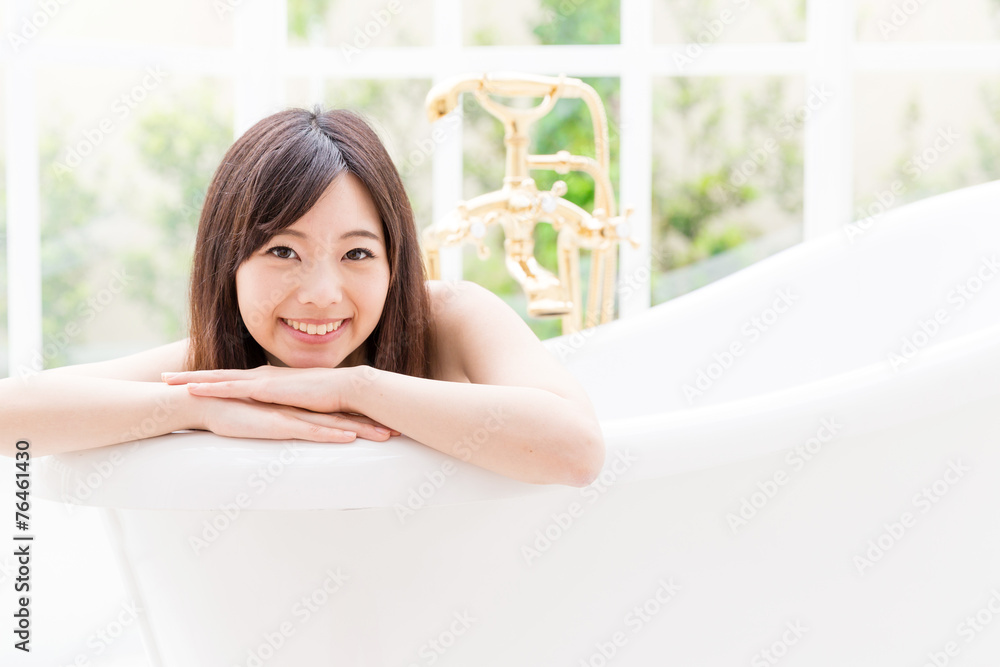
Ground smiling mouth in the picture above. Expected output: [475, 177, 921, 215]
[281, 318, 347, 336]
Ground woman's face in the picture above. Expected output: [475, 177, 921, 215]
[235, 172, 391, 368]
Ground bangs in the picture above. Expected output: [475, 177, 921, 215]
[235, 122, 348, 264]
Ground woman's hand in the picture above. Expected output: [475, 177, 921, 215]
[194, 395, 392, 442]
[163, 366, 400, 440]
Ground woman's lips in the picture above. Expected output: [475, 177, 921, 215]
[282, 318, 346, 335]
[280, 317, 350, 343]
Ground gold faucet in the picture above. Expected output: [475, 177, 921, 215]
[421, 72, 638, 333]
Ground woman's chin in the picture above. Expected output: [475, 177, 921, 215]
[266, 347, 355, 370]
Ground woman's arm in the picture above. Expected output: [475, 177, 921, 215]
[350, 281, 605, 486]
[0, 341, 198, 457]
[349, 367, 604, 486]
[0, 340, 389, 457]
[0, 373, 201, 457]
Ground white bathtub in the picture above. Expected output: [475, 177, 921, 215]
[37, 181, 1000, 666]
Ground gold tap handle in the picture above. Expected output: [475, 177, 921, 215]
[473, 82, 562, 127]
[426, 72, 612, 191]
[605, 207, 641, 249]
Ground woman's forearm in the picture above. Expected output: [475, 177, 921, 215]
[0, 374, 201, 457]
[346, 366, 605, 486]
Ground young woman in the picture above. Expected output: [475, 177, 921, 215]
[1, 108, 605, 487]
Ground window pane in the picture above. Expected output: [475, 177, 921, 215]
[39, 67, 232, 367]
[653, 0, 806, 44]
[856, 0, 1000, 41]
[288, 0, 431, 47]
[651, 75, 805, 306]
[31, 0, 233, 47]
[853, 72, 999, 221]
[460, 77, 621, 339]
[463, 0, 620, 46]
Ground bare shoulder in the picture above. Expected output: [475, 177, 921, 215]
[427, 279, 534, 351]
[425, 280, 595, 408]
[45, 338, 190, 382]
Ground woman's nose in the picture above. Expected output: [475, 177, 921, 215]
[294, 259, 344, 307]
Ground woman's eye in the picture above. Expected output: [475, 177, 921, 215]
[267, 246, 298, 260]
[345, 247, 375, 261]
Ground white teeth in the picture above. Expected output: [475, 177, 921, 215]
[283, 319, 345, 335]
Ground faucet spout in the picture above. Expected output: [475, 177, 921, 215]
[503, 239, 573, 318]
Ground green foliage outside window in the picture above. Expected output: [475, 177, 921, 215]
[40, 132, 100, 368]
[533, 0, 620, 45]
[652, 76, 803, 273]
[288, 0, 329, 40]
[123, 92, 231, 341]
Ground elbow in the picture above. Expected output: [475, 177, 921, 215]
[567, 444, 605, 488]
[555, 421, 606, 488]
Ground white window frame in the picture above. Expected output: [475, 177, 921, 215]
[6, 0, 998, 371]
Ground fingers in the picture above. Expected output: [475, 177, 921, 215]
[162, 369, 257, 385]
[290, 409, 395, 442]
[172, 371, 320, 411]
[191, 389, 400, 439]
[186, 380, 297, 412]
[271, 412, 358, 443]
[198, 395, 359, 443]
[184, 381, 253, 398]
[191, 390, 401, 442]
[333, 412, 401, 437]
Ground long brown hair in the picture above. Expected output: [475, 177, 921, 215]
[187, 107, 432, 378]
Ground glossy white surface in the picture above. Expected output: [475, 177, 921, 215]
[35, 181, 1000, 665]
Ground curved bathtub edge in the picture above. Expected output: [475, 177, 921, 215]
[599, 319, 1000, 484]
[543, 179, 1000, 368]
[32, 431, 581, 512]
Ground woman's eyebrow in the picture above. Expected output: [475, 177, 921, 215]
[273, 228, 382, 243]
[273, 229, 307, 239]
[340, 229, 382, 242]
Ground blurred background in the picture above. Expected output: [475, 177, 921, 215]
[2, 0, 1000, 664]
